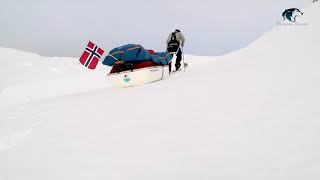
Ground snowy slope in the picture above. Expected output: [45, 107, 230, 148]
[0, 47, 112, 108]
[1, 3, 320, 180]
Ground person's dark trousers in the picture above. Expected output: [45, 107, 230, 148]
[175, 48, 182, 71]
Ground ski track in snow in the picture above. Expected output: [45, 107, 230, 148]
[0, 120, 43, 151]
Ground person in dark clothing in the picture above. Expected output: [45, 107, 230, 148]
[166, 29, 185, 72]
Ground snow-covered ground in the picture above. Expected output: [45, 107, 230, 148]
[1, 3, 320, 180]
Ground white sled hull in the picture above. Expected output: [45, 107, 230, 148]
[108, 66, 169, 88]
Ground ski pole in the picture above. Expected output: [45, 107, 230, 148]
[181, 46, 185, 72]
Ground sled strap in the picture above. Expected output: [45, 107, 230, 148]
[108, 53, 118, 61]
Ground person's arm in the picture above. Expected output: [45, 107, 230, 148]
[166, 34, 172, 44]
[180, 33, 185, 47]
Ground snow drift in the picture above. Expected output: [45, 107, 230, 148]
[1, 3, 320, 180]
[0, 47, 112, 108]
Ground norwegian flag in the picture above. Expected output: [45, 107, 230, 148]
[79, 41, 105, 69]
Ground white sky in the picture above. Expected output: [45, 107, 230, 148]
[0, 0, 311, 57]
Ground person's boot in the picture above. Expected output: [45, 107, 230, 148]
[175, 64, 181, 71]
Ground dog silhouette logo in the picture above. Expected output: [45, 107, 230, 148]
[282, 8, 303, 22]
